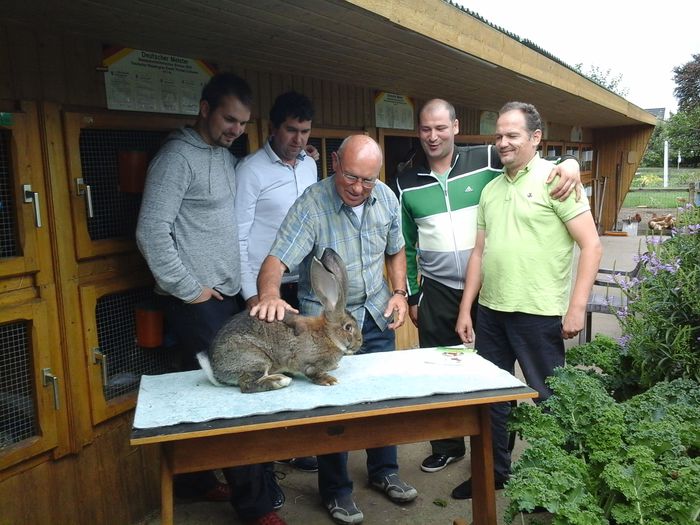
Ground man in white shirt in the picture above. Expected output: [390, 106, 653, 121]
[235, 91, 318, 311]
[234, 91, 319, 474]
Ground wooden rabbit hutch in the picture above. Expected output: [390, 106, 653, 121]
[0, 0, 656, 523]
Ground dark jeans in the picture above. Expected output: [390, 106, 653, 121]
[474, 304, 564, 480]
[163, 294, 275, 520]
[317, 313, 399, 502]
[417, 277, 476, 457]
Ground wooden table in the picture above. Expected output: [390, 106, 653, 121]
[131, 386, 536, 525]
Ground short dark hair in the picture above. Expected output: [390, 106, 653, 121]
[499, 101, 542, 134]
[419, 99, 457, 123]
[269, 91, 314, 128]
[200, 73, 253, 111]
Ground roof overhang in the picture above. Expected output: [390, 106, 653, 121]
[4, 0, 657, 128]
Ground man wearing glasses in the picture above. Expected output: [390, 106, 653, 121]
[252, 134, 416, 525]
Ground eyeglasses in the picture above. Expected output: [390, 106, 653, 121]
[337, 157, 377, 189]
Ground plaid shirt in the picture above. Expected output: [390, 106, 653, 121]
[269, 175, 404, 330]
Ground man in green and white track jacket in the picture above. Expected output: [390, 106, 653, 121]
[394, 98, 581, 493]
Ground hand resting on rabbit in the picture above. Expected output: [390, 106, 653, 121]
[197, 248, 363, 393]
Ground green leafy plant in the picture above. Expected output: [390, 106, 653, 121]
[635, 173, 662, 188]
[505, 204, 700, 523]
[505, 371, 700, 524]
[614, 204, 700, 388]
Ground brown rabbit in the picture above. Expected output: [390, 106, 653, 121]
[196, 248, 363, 393]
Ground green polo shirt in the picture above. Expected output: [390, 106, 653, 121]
[477, 154, 590, 316]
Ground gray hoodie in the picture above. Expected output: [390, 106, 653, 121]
[136, 127, 241, 302]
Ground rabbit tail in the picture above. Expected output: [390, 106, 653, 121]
[196, 351, 222, 386]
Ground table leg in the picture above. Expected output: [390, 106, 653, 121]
[161, 448, 174, 525]
[469, 405, 497, 525]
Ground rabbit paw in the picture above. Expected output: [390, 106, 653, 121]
[239, 372, 292, 393]
[309, 372, 338, 386]
[257, 373, 292, 390]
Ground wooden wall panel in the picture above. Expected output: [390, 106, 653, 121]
[37, 33, 67, 104]
[5, 24, 42, 101]
[0, 413, 160, 525]
[594, 125, 654, 230]
[0, 22, 379, 129]
[0, 25, 13, 100]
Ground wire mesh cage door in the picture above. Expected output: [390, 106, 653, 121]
[0, 108, 45, 278]
[0, 301, 59, 470]
[63, 111, 257, 261]
[63, 111, 194, 261]
[80, 279, 177, 423]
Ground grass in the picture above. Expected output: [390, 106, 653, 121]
[623, 167, 698, 208]
[633, 167, 700, 188]
[623, 191, 687, 208]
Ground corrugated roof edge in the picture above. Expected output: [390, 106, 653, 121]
[443, 0, 614, 93]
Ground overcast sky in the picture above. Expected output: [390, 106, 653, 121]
[455, 0, 698, 117]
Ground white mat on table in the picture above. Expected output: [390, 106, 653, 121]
[133, 347, 525, 429]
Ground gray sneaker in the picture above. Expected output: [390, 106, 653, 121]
[325, 494, 364, 524]
[370, 473, 418, 503]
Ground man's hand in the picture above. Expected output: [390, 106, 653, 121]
[384, 294, 408, 330]
[245, 295, 260, 310]
[305, 144, 320, 161]
[547, 158, 582, 202]
[455, 308, 474, 344]
[408, 304, 418, 327]
[250, 296, 298, 322]
[561, 305, 586, 340]
[189, 287, 223, 304]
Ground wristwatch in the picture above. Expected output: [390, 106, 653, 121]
[392, 289, 408, 297]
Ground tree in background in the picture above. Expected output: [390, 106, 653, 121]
[673, 53, 700, 111]
[664, 106, 700, 168]
[642, 54, 700, 167]
[641, 122, 666, 167]
[574, 63, 630, 97]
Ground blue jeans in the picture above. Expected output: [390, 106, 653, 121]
[317, 313, 399, 501]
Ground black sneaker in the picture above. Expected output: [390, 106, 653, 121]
[451, 476, 508, 500]
[420, 453, 465, 473]
[275, 456, 318, 472]
[267, 470, 286, 510]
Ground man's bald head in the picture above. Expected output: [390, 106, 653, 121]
[337, 134, 383, 167]
[333, 135, 384, 207]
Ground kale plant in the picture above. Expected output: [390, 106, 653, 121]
[505, 369, 700, 524]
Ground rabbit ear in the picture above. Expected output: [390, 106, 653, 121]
[319, 248, 348, 311]
[310, 256, 342, 315]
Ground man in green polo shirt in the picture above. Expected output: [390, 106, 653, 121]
[454, 101, 602, 497]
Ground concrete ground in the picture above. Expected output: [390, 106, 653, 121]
[137, 234, 641, 525]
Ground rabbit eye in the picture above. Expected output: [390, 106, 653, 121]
[344, 322, 353, 332]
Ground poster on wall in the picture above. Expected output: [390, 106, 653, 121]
[479, 111, 498, 135]
[102, 47, 216, 115]
[375, 92, 414, 130]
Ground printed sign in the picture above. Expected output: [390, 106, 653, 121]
[102, 47, 215, 115]
[375, 92, 414, 130]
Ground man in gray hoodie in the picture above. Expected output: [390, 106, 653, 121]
[136, 73, 287, 525]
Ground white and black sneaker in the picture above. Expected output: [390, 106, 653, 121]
[420, 453, 465, 473]
[325, 494, 364, 524]
[370, 473, 418, 503]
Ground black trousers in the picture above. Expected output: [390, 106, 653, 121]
[162, 294, 275, 520]
[474, 304, 565, 480]
[417, 277, 476, 457]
